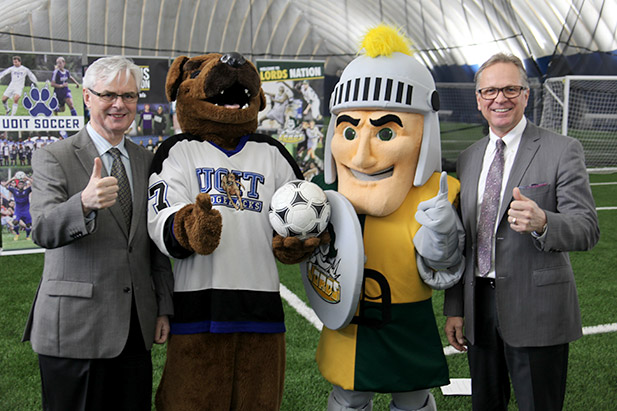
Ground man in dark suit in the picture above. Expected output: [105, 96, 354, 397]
[444, 53, 599, 410]
[23, 56, 174, 410]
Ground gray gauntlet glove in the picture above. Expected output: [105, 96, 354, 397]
[413, 172, 465, 289]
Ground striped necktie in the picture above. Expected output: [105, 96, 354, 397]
[108, 148, 132, 230]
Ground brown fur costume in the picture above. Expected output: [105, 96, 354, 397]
[155, 52, 326, 410]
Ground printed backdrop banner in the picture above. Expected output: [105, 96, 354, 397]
[2, 54, 173, 255]
[1, 52, 86, 254]
[256, 59, 326, 182]
[0, 52, 85, 133]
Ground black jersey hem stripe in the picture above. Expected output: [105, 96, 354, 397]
[170, 320, 286, 335]
[172, 288, 285, 323]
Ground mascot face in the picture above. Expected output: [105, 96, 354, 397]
[331, 109, 424, 216]
[166, 52, 266, 148]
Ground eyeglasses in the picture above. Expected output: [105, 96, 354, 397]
[88, 88, 138, 103]
[477, 86, 527, 100]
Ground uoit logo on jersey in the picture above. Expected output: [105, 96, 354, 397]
[197, 167, 265, 212]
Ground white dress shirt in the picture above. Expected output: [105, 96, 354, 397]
[475, 117, 526, 278]
[87, 123, 134, 196]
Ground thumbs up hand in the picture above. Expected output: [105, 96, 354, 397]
[173, 193, 222, 255]
[508, 187, 547, 234]
[415, 171, 452, 233]
[81, 157, 119, 215]
[413, 172, 462, 270]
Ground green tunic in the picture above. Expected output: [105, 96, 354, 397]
[315, 172, 459, 392]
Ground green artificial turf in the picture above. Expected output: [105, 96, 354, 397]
[1, 173, 615, 410]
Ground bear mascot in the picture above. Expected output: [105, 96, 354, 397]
[310, 25, 465, 410]
[147, 52, 327, 410]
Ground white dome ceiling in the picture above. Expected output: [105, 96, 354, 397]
[0, 0, 615, 76]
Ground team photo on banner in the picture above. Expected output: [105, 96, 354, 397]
[256, 60, 325, 182]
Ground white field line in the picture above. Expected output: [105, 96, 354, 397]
[0, 248, 45, 256]
[280, 284, 323, 330]
[281, 286, 617, 356]
[582, 322, 617, 335]
[597, 207, 617, 210]
[439, 323, 617, 356]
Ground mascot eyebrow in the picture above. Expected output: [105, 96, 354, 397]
[336, 114, 403, 128]
[370, 114, 403, 127]
[336, 114, 360, 127]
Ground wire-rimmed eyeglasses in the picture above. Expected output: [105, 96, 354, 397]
[88, 88, 139, 103]
[477, 86, 527, 100]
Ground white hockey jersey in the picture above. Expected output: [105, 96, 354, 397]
[148, 133, 302, 334]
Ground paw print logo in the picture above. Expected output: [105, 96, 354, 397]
[22, 83, 59, 116]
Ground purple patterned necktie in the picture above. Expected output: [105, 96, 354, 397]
[109, 148, 132, 230]
[477, 139, 505, 276]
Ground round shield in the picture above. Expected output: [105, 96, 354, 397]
[300, 190, 364, 330]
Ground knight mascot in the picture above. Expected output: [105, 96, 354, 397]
[305, 25, 465, 411]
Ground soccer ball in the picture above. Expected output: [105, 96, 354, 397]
[269, 180, 331, 240]
[14, 171, 26, 180]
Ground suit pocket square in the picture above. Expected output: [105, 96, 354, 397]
[45, 280, 94, 298]
[520, 182, 548, 189]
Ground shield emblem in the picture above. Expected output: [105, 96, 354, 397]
[300, 190, 364, 330]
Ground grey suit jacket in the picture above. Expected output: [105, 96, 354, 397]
[23, 128, 174, 359]
[444, 121, 599, 347]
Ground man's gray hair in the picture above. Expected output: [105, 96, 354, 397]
[474, 53, 529, 88]
[83, 56, 142, 90]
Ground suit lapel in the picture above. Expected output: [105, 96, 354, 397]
[126, 141, 144, 242]
[464, 137, 489, 240]
[499, 122, 541, 223]
[74, 129, 103, 178]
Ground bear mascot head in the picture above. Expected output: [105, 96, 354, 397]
[166, 52, 266, 150]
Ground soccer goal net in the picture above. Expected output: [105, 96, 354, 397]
[540, 76, 617, 173]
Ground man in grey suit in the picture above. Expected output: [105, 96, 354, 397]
[23, 56, 174, 410]
[444, 53, 599, 410]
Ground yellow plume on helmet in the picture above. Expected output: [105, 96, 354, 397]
[360, 24, 414, 58]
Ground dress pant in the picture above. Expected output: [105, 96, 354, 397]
[38, 300, 152, 411]
[468, 277, 569, 411]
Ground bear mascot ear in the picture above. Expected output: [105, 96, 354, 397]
[258, 88, 266, 111]
[166, 56, 190, 102]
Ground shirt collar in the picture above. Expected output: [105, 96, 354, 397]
[488, 116, 527, 148]
[87, 122, 129, 158]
